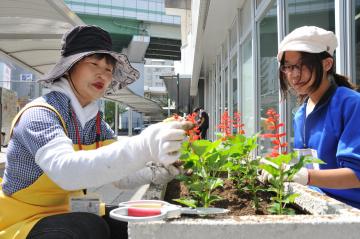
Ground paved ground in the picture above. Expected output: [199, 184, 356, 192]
[0, 137, 145, 204]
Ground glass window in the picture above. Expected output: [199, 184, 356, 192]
[85, 6, 99, 14]
[222, 42, 228, 65]
[287, 0, 335, 146]
[216, 54, 221, 128]
[241, 37, 254, 135]
[124, 0, 136, 8]
[149, 2, 156, 11]
[230, 20, 237, 51]
[224, 67, 228, 111]
[124, 10, 136, 18]
[256, 0, 264, 8]
[288, 0, 334, 31]
[101, 0, 111, 6]
[85, 0, 98, 4]
[355, 0, 360, 85]
[101, 8, 111, 16]
[138, 1, 149, 10]
[137, 11, 148, 21]
[258, 1, 278, 154]
[241, 0, 251, 37]
[230, 54, 238, 133]
[112, 9, 123, 17]
[211, 65, 216, 139]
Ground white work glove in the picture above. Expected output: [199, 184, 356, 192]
[139, 121, 192, 166]
[113, 162, 182, 189]
[36, 121, 191, 190]
[258, 159, 309, 185]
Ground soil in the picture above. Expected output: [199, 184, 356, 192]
[164, 179, 307, 217]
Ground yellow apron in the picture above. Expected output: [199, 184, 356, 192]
[0, 102, 115, 239]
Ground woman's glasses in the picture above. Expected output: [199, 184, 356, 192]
[280, 62, 303, 74]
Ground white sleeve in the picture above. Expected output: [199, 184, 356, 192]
[35, 135, 149, 191]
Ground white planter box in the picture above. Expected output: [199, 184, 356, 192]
[127, 183, 360, 239]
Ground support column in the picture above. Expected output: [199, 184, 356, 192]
[128, 108, 133, 136]
[114, 102, 119, 136]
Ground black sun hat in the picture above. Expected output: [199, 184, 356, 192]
[38, 25, 140, 95]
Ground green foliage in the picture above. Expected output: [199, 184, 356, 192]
[105, 100, 116, 128]
[104, 100, 127, 130]
[225, 134, 265, 210]
[259, 153, 325, 215]
[176, 139, 227, 208]
[175, 129, 325, 215]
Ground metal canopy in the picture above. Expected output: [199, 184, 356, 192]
[0, 0, 83, 75]
[0, 0, 164, 118]
[161, 75, 191, 114]
[105, 87, 163, 117]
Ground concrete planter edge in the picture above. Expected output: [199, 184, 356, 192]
[127, 182, 360, 239]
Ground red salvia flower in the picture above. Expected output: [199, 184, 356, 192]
[168, 113, 199, 142]
[261, 108, 287, 157]
[217, 111, 246, 140]
[186, 112, 200, 142]
[218, 111, 232, 139]
[233, 112, 245, 135]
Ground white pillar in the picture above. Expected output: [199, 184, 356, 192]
[128, 108, 133, 136]
[114, 102, 119, 136]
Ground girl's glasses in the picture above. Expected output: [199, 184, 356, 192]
[280, 63, 303, 74]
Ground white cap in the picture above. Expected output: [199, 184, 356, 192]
[277, 26, 338, 61]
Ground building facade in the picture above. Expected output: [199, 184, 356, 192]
[65, 0, 181, 132]
[170, 0, 360, 146]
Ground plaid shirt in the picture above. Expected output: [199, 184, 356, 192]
[2, 91, 116, 195]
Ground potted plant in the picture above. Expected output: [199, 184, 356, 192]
[127, 110, 360, 239]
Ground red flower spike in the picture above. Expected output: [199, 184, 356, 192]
[217, 111, 245, 139]
[261, 108, 288, 157]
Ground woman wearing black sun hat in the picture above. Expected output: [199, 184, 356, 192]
[0, 25, 191, 239]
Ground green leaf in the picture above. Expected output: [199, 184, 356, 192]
[210, 178, 224, 191]
[303, 156, 325, 165]
[179, 152, 190, 160]
[191, 140, 212, 157]
[268, 202, 281, 214]
[188, 181, 203, 192]
[208, 195, 223, 205]
[283, 193, 300, 204]
[282, 154, 294, 164]
[258, 164, 279, 177]
[266, 187, 278, 194]
[282, 207, 296, 215]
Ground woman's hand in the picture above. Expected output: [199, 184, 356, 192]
[140, 121, 193, 166]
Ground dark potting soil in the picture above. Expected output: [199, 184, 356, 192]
[163, 179, 307, 217]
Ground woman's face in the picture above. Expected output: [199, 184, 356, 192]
[69, 55, 114, 106]
[282, 51, 314, 96]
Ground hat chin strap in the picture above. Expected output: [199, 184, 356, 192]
[68, 73, 84, 104]
[68, 73, 90, 107]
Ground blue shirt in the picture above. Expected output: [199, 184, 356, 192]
[293, 85, 360, 209]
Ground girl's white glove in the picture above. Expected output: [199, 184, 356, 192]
[113, 162, 181, 189]
[139, 121, 191, 166]
[259, 159, 309, 185]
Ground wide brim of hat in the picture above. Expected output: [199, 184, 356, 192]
[38, 50, 140, 95]
[277, 41, 328, 62]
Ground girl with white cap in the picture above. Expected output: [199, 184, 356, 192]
[274, 26, 360, 209]
[0, 25, 190, 239]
